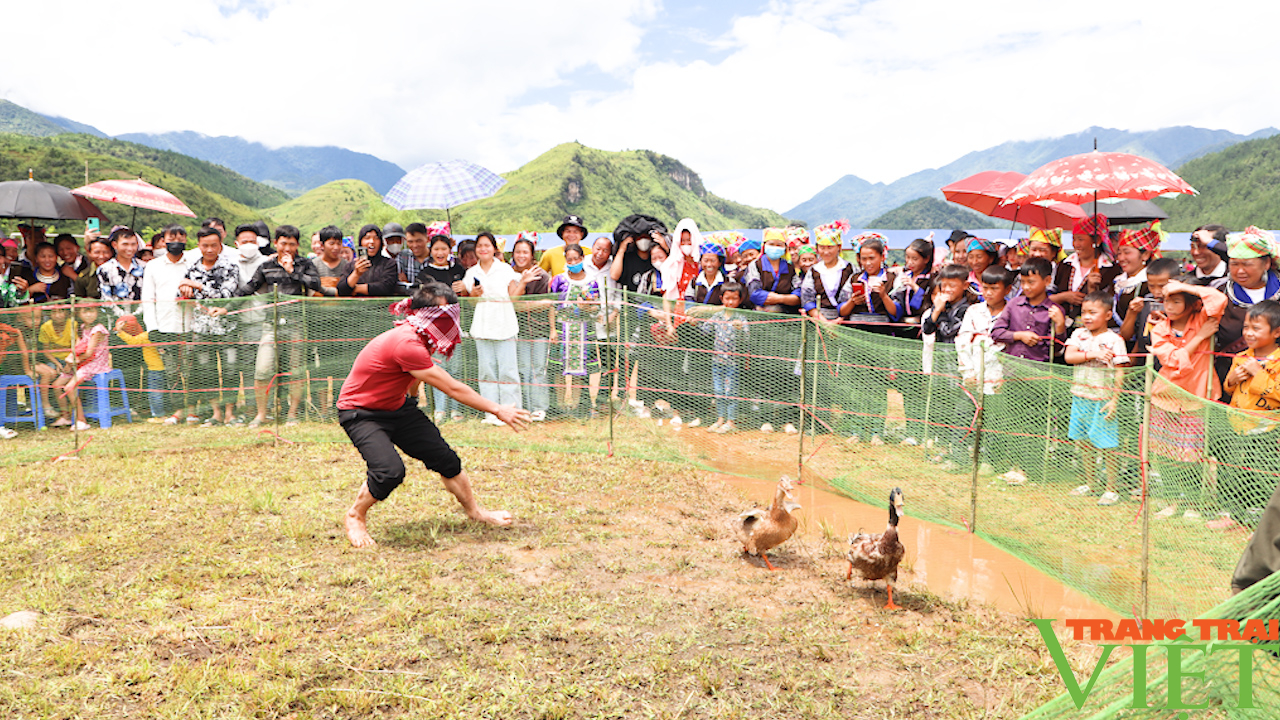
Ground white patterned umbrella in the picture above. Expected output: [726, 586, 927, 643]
[383, 160, 507, 230]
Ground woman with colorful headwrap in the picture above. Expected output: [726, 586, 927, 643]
[1216, 227, 1280, 373]
[743, 228, 800, 315]
[1113, 224, 1162, 319]
[841, 232, 900, 322]
[686, 240, 727, 307]
[964, 237, 1000, 298]
[1051, 215, 1122, 320]
[1026, 227, 1066, 263]
[840, 231, 899, 444]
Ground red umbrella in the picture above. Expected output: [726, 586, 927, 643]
[942, 171, 1085, 229]
[999, 151, 1197, 207]
[71, 178, 196, 226]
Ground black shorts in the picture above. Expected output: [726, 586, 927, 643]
[339, 397, 463, 500]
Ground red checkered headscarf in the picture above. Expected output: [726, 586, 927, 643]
[389, 298, 462, 359]
[1073, 214, 1109, 246]
[1117, 226, 1162, 258]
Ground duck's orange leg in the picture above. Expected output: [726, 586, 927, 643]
[845, 562, 853, 581]
[761, 553, 776, 571]
[883, 583, 903, 611]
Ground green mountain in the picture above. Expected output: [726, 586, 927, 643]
[870, 197, 1001, 230]
[0, 133, 287, 232]
[0, 99, 67, 137]
[1157, 133, 1280, 231]
[267, 142, 792, 235]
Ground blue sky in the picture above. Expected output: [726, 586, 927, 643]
[2, 0, 1276, 212]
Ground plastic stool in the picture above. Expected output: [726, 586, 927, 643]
[0, 375, 46, 430]
[82, 369, 131, 429]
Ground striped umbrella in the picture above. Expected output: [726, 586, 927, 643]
[383, 159, 506, 229]
[72, 177, 196, 227]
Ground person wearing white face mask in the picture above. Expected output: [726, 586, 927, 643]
[231, 223, 271, 422]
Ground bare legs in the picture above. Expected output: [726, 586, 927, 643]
[343, 470, 512, 548]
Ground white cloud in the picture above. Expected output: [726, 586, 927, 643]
[3, 0, 1276, 215]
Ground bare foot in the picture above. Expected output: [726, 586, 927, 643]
[468, 508, 514, 527]
[344, 508, 377, 548]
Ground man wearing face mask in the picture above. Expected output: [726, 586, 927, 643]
[141, 224, 199, 422]
[609, 214, 669, 293]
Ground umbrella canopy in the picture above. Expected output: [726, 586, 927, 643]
[1000, 151, 1197, 207]
[1078, 198, 1168, 226]
[0, 179, 108, 221]
[72, 178, 196, 218]
[942, 171, 1085, 229]
[383, 159, 507, 211]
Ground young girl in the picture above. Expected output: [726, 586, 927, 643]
[417, 235, 467, 421]
[891, 238, 935, 445]
[549, 245, 604, 417]
[686, 242, 726, 307]
[53, 303, 112, 431]
[1149, 280, 1227, 463]
[842, 233, 900, 322]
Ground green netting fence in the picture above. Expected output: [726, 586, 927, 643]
[2, 291, 1277, 623]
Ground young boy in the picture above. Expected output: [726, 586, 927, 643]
[990, 257, 1066, 484]
[921, 264, 973, 465]
[1219, 299, 1280, 529]
[1064, 291, 1131, 505]
[699, 282, 750, 434]
[1119, 257, 1181, 365]
[958, 266, 1013, 472]
[1149, 279, 1227, 465]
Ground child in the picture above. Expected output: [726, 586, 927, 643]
[1064, 291, 1131, 505]
[52, 303, 112, 431]
[549, 244, 604, 418]
[699, 282, 749, 433]
[1119, 257, 1180, 364]
[958, 266, 1013, 472]
[890, 238, 935, 445]
[37, 304, 78, 423]
[840, 232, 899, 445]
[990, 257, 1067, 484]
[1218, 299, 1280, 526]
[1148, 279, 1227, 465]
[114, 314, 167, 420]
[921, 264, 974, 464]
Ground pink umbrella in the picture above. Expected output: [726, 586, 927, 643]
[942, 171, 1086, 230]
[999, 151, 1197, 207]
[71, 178, 196, 227]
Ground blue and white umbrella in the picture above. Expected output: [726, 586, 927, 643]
[383, 159, 507, 230]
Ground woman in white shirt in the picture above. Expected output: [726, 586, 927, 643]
[458, 233, 540, 424]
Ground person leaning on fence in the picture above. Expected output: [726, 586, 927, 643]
[890, 237, 936, 445]
[1148, 280, 1226, 469]
[1064, 290, 1131, 505]
[548, 244, 605, 418]
[990, 257, 1066, 484]
[235, 225, 323, 428]
[510, 234, 552, 422]
[800, 222, 855, 435]
[840, 232, 902, 444]
[957, 265, 1012, 472]
[920, 263, 973, 465]
[338, 282, 529, 549]
[744, 228, 803, 434]
[1218, 299, 1280, 530]
[180, 227, 241, 426]
[311, 226, 352, 297]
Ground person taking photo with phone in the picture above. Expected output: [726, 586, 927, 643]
[339, 224, 399, 297]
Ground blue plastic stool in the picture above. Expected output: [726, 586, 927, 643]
[82, 369, 131, 429]
[0, 375, 46, 430]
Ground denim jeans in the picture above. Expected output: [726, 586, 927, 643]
[145, 368, 165, 418]
[516, 336, 549, 414]
[712, 361, 737, 421]
[474, 338, 522, 410]
[431, 348, 462, 416]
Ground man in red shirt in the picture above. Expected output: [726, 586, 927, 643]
[337, 282, 529, 547]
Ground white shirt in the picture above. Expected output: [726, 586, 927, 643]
[1065, 328, 1129, 401]
[463, 260, 520, 340]
[141, 252, 193, 333]
[956, 302, 1006, 394]
[1195, 259, 1227, 280]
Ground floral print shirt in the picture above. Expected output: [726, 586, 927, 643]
[96, 257, 145, 317]
[185, 258, 241, 336]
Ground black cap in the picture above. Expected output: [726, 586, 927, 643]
[556, 214, 588, 239]
[382, 222, 406, 240]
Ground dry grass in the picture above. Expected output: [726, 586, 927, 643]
[0, 422, 1088, 719]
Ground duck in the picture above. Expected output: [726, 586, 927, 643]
[846, 487, 906, 610]
[737, 475, 802, 570]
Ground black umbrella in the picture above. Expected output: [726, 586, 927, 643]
[1079, 199, 1168, 226]
[0, 179, 107, 222]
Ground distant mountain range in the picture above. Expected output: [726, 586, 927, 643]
[787, 126, 1280, 227]
[0, 99, 406, 197]
[114, 131, 406, 196]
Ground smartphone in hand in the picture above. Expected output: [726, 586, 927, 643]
[86, 217, 100, 233]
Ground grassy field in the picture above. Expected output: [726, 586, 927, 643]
[0, 422, 1094, 719]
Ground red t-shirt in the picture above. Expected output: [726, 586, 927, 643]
[337, 325, 436, 411]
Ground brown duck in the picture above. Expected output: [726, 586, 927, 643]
[846, 487, 906, 610]
[737, 475, 801, 570]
